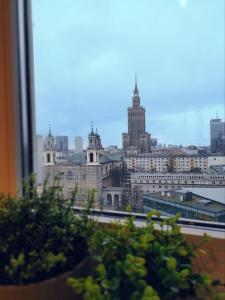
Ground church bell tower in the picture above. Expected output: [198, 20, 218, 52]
[87, 124, 103, 165]
[43, 126, 56, 166]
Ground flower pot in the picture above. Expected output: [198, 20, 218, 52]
[0, 257, 92, 300]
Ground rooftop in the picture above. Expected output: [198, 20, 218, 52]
[68, 152, 121, 165]
[209, 165, 225, 175]
[144, 190, 225, 215]
[180, 187, 225, 205]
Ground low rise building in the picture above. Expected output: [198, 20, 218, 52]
[129, 172, 225, 194]
[102, 187, 127, 207]
[208, 156, 225, 167]
[124, 154, 208, 173]
[123, 154, 225, 174]
[209, 165, 225, 175]
[143, 190, 225, 222]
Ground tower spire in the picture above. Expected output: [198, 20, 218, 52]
[91, 121, 94, 134]
[134, 73, 139, 96]
[48, 124, 52, 136]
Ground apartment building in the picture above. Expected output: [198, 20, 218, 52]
[123, 154, 225, 173]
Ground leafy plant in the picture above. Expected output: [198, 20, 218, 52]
[0, 175, 94, 285]
[68, 210, 225, 300]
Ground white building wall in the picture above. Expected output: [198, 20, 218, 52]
[208, 156, 225, 167]
[130, 172, 225, 194]
[124, 155, 209, 173]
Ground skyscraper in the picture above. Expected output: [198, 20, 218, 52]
[210, 118, 225, 154]
[75, 136, 83, 153]
[55, 135, 69, 157]
[122, 77, 151, 153]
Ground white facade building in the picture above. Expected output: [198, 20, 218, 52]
[130, 172, 225, 194]
[124, 154, 225, 174]
[208, 156, 225, 167]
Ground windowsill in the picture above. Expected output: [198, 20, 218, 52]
[95, 214, 225, 239]
[93, 215, 225, 285]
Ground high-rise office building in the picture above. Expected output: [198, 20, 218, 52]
[55, 135, 69, 157]
[75, 136, 83, 153]
[151, 138, 158, 148]
[210, 118, 225, 154]
[122, 77, 151, 153]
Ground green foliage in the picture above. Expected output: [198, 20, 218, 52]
[0, 175, 92, 285]
[68, 211, 223, 300]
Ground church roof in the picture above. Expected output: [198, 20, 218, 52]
[68, 152, 121, 165]
[89, 132, 98, 137]
[69, 152, 86, 164]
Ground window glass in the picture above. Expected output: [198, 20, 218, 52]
[33, 0, 225, 223]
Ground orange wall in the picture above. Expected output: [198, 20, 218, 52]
[186, 234, 225, 287]
[0, 0, 17, 195]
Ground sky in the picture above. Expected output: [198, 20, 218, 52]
[32, 0, 224, 148]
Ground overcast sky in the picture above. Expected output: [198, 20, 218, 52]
[33, 0, 224, 148]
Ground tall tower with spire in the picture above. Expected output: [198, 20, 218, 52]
[122, 76, 151, 153]
[43, 125, 56, 165]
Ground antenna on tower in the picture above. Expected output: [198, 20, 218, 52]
[134, 72, 139, 96]
[91, 121, 94, 133]
[48, 124, 52, 136]
[135, 72, 137, 89]
[216, 112, 219, 118]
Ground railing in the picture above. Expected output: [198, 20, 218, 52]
[72, 206, 225, 232]
[72, 206, 225, 283]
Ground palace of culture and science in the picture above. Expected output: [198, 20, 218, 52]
[122, 77, 151, 153]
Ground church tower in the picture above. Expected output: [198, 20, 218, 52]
[122, 76, 151, 153]
[87, 124, 103, 165]
[43, 126, 56, 166]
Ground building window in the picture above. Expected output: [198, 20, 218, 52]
[90, 152, 94, 163]
[47, 153, 51, 163]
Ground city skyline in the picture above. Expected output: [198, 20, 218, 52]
[33, 0, 224, 148]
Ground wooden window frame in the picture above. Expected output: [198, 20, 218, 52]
[0, 0, 35, 194]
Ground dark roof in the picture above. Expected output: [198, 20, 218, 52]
[144, 191, 225, 214]
[209, 165, 225, 175]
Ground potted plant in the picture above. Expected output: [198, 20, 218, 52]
[68, 209, 225, 300]
[0, 175, 95, 300]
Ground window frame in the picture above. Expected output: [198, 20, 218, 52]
[2, 0, 225, 232]
[0, 0, 35, 194]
